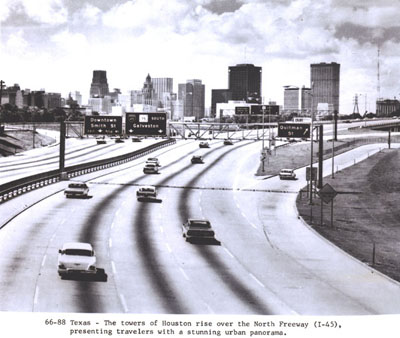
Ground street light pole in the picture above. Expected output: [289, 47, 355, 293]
[309, 83, 314, 206]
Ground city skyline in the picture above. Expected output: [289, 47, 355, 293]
[1, 1, 400, 113]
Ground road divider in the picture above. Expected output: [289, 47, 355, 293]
[0, 139, 176, 204]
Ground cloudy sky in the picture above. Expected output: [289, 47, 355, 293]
[1, 0, 400, 113]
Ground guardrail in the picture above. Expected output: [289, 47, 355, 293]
[0, 138, 176, 204]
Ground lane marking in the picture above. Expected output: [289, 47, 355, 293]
[165, 243, 172, 253]
[50, 233, 56, 242]
[241, 211, 247, 218]
[205, 302, 215, 314]
[119, 293, 129, 313]
[250, 222, 257, 229]
[34, 286, 39, 304]
[179, 267, 190, 281]
[159, 226, 164, 233]
[111, 261, 117, 274]
[41, 255, 47, 267]
[116, 209, 121, 217]
[109, 239, 112, 248]
[249, 273, 265, 288]
[111, 222, 115, 229]
[224, 247, 234, 259]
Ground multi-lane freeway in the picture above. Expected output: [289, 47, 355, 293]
[0, 134, 400, 314]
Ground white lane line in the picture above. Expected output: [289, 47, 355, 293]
[50, 233, 56, 242]
[241, 211, 247, 218]
[41, 255, 47, 267]
[111, 221, 115, 229]
[159, 226, 164, 233]
[109, 238, 112, 248]
[249, 273, 265, 288]
[204, 302, 215, 314]
[165, 243, 172, 253]
[60, 219, 66, 225]
[116, 209, 121, 217]
[236, 202, 240, 209]
[119, 294, 129, 313]
[179, 267, 190, 281]
[34, 286, 39, 304]
[111, 261, 117, 274]
[224, 247, 234, 259]
[250, 222, 258, 229]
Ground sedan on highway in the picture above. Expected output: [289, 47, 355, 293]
[64, 182, 89, 198]
[191, 155, 204, 164]
[57, 242, 97, 278]
[143, 163, 159, 174]
[182, 219, 216, 243]
[223, 139, 233, 145]
[146, 157, 161, 166]
[136, 186, 157, 199]
[199, 141, 210, 148]
[279, 168, 296, 180]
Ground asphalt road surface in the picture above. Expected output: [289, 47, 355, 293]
[0, 139, 399, 314]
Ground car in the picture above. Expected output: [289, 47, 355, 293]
[96, 137, 106, 144]
[57, 242, 97, 278]
[199, 141, 210, 148]
[182, 219, 215, 242]
[146, 157, 161, 166]
[223, 139, 233, 145]
[64, 182, 89, 198]
[143, 163, 159, 174]
[115, 137, 124, 143]
[131, 137, 142, 142]
[279, 168, 296, 180]
[191, 155, 204, 164]
[136, 186, 157, 199]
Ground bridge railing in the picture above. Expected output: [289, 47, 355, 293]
[0, 138, 176, 204]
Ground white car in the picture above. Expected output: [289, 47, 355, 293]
[64, 182, 89, 198]
[146, 157, 161, 166]
[57, 242, 97, 278]
[279, 168, 296, 180]
[136, 186, 157, 199]
[182, 219, 216, 242]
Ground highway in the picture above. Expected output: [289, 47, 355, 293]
[0, 137, 160, 184]
[0, 137, 400, 314]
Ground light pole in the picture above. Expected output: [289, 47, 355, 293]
[261, 105, 266, 172]
[309, 82, 314, 206]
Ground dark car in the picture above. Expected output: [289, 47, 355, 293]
[191, 155, 204, 164]
[199, 141, 210, 148]
[223, 139, 233, 145]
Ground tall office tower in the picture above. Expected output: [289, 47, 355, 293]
[228, 64, 262, 103]
[283, 86, 299, 113]
[300, 86, 312, 115]
[152, 77, 173, 106]
[142, 74, 156, 106]
[310, 62, 340, 113]
[178, 79, 205, 120]
[90, 70, 109, 98]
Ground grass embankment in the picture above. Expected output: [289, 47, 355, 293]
[0, 130, 55, 156]
[296, 148, 400, 282]
[256, 135, 400, 282]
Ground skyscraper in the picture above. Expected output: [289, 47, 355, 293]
[228, 64, 262, 103]
[90, 70, 109, 98]
[310, 62, 340, 114]
[283, 86, 299, 113]
[152, 77, 173, 108]
[178, 79, 205, 120]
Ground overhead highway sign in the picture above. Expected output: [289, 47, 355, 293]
[278, 123, 311, 138]
[84, 116, 122, 135]
[125, 112, 167, 136]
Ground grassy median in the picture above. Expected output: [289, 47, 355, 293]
[257, 135, 400, 282]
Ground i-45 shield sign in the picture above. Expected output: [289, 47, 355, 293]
[125, 112, 167, 136]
